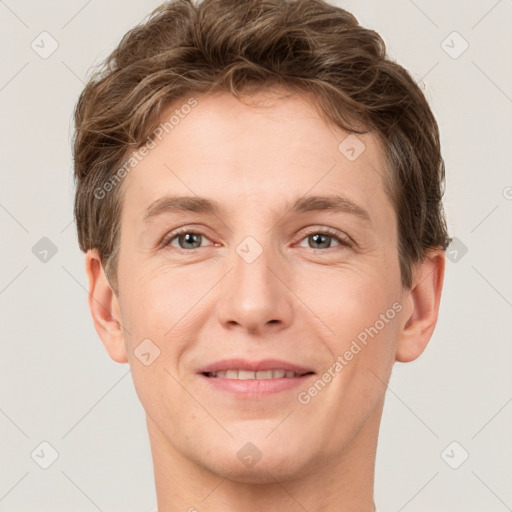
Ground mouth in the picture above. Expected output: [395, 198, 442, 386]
[204, 369, 311, 379]
[198, 359, 315, 397]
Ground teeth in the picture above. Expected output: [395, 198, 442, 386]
[208, 369, 302, 379]
[238, 370, 255, 380]
[255, 370, 273, 379]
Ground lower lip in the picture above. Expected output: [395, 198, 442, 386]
[199, 373, 315, 397]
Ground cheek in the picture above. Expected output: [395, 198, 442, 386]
[119, 254, 178, 325]
[118, 263, 207, 366]
[289, 264, 403, 406]
[293, 262, 399, 340]
[118, 267, 197, 423]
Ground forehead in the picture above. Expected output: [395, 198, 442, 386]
[120, 89, 393, 227]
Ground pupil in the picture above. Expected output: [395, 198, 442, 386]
[181, 233, 201, 249]
[311, 233, 329, 249]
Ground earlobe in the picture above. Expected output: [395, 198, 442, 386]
[395, 248, 446, 363]
[85, 249, 128, 364]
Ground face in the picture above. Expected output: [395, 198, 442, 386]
[106, 89, 413, 482]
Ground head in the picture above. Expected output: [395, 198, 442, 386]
[74, 0, 449, 485]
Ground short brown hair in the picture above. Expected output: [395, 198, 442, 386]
[73, 0, 450, 292]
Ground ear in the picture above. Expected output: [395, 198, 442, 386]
[85, 249, 128, 364]
[395, 248, 445, 363]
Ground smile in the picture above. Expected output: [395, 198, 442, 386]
[198, 359, 316, 397]
[204, 369, 306, 379]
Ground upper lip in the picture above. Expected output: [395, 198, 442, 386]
[198, 358, 315, 375]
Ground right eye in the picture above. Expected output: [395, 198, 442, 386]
[162, 229, 213, 250]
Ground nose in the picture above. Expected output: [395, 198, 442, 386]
[216, 236, 294, 336]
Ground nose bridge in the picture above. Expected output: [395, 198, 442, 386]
[229, 199, 281, 287]
[234, 233, 276, 290]
[216, 230, 293, 333]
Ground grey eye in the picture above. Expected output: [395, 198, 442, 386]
[298, 232, 342, 250]
[170, 232, 205, 249]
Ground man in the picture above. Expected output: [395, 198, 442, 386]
[72, 0, 449, 510]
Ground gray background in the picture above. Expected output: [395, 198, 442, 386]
[1, 0, 511, 510]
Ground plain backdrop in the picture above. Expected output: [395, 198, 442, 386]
[0, 0, 511, 511]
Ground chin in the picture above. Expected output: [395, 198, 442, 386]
[195, 437, 315, 484]
[206, 457, 306, 485]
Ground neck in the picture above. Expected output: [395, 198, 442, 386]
[148, 404, 382, 512]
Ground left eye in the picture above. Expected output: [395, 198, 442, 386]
[165, 231, 210, 250]
[297, 231, 348, 250]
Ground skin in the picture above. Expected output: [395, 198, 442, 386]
[85, 88, 445, 512]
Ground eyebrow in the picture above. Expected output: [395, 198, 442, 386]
[143, 194, 371, 223]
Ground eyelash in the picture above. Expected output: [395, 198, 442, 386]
[160, 226, 352, 252]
